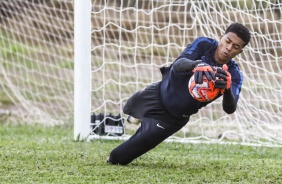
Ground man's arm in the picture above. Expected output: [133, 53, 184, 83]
[172, 58, 202, 72]
[222, 89, 237, 114]
[215, 65, 242, 114]
[173, 58, 216, 84]
[172, 37, 218, 72]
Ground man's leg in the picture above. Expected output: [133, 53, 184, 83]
[107, 117, 184, 165]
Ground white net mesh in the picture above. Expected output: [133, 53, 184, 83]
[1, 0, 282, 145]
[0, 0, 74, 125]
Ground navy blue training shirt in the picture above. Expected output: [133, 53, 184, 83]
[160, 36, 243, 119]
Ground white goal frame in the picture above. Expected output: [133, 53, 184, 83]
[74, 0, 92, 140]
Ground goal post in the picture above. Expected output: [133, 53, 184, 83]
[0, 0, 281, 146]
[74, 0, 92, 140]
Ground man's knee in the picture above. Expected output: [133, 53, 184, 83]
[123, 97, 144, 119]
[123, 100, 131, 115]
[107, 149, 132, 165]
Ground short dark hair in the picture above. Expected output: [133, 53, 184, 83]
[225, 22, 251, 47]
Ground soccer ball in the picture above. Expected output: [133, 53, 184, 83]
[188, 74, 220, 102]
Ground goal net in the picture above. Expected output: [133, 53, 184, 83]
[0, 0, 281, 146]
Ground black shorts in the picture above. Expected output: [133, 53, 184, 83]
[123, 81, 188, 125]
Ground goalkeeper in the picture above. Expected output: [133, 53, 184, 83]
[107, 22, 251, 165]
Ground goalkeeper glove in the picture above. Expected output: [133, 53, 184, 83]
[214, 64, 231, 94]
[193, 62, 216, 84]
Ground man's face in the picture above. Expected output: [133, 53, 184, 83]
[215, 32, 245, 64]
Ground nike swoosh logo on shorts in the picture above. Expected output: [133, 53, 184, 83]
[156, 123, 165, 129]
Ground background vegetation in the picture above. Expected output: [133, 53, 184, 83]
[0, 0, 281, 108]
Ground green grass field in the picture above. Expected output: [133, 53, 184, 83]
[1, 123, 282, 184]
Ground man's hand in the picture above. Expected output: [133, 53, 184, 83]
[214, 64, 231, 94]
[192, 62, 216, 84]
